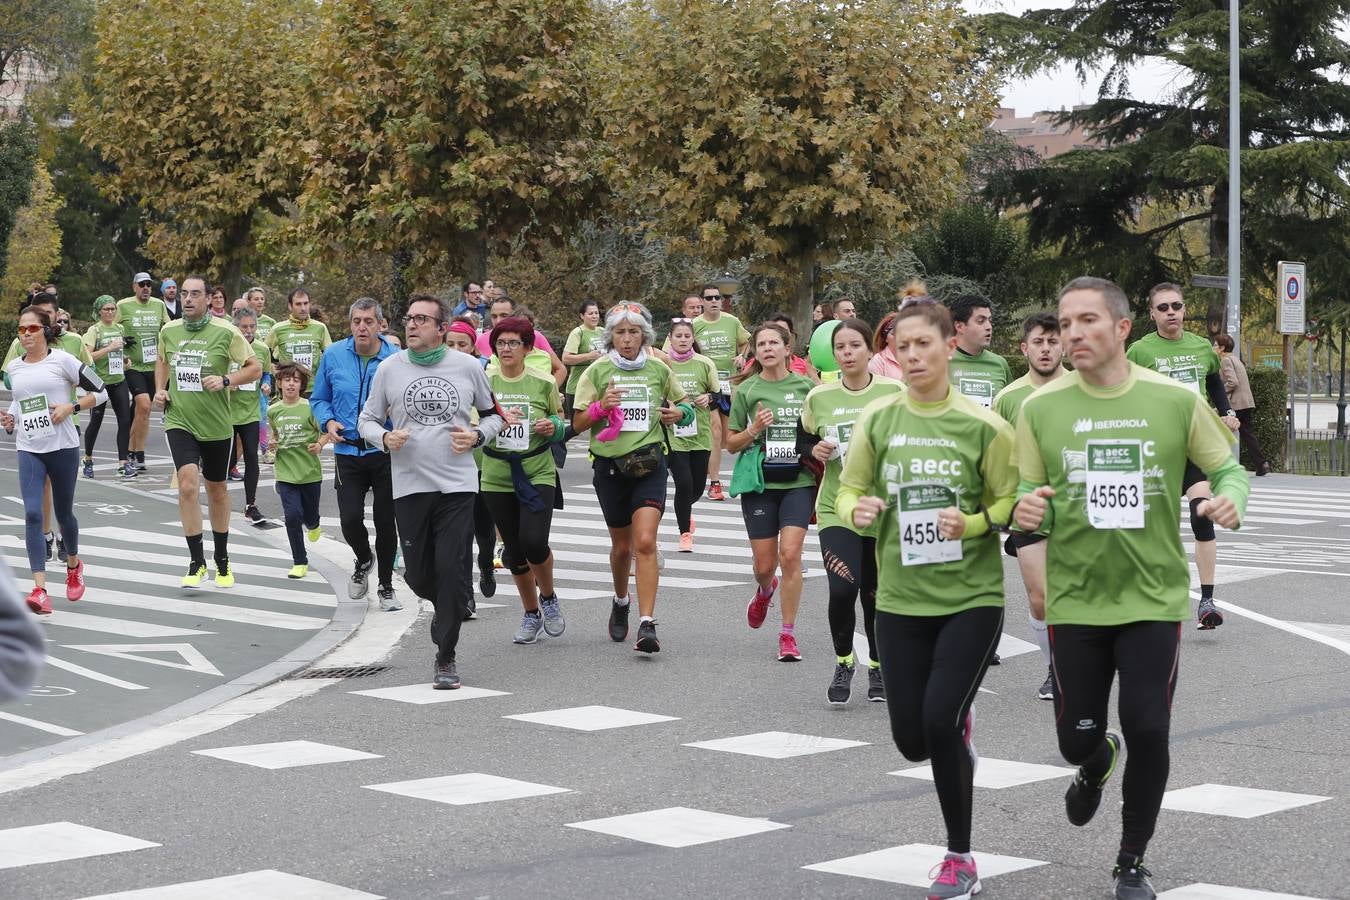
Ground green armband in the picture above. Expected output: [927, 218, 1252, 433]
[676, 402, 696, 427]
[548, 414, 568, 441]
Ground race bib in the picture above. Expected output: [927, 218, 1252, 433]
[958, 378, 994, 408]
[291, 343, 315, 371]
[673, 414, 698, 438]
[764, 423, 796, 462]
[1161, 365, 1201, 394]
[825, 422, 854, 460]
[141, 334, 158, 363]
[175, 351, 204, 393]
[1085, 439, 1144, 529]
[717, 372, 732, 395]
[496, 403, 530, 451]
[619, 384, 650, 432]
[231, 362, 256, 391]
[108, 349, 124, 376]
[18, 394, 54, 440]
[896, 483, 963, 566]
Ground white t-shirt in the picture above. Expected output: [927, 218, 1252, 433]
[6, 349, 98, 454]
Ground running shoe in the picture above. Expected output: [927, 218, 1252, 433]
[493, 541, 505, 569]
[261, 448, 275, 465]
[377, 585, 401, 611]
[479, 567, 496, 598]
[747, 576, 778, 629]
[827, 662, 855, 705]
[134, 454, 147, 472]
[44, 532, 54, 561]
[65, 560, 85, 602]
[539, 594, 566, 636]
[463, 593, 477, 620]
[1038, 667, 1055, 701]
[25, 587, 51, 615]
[181, 561, 208, 589]
[778, 632, 801, 661]
[514, 612, 544, 644]
[988, 651, 1001, 666]
[1197, 596, 1223, 630]
[347, 558, 372, 600]
[1112, 860, 1156, 900]
[227, 467, 243, 482]
[867, 666, 886, 702]
[433, 659, 461, 690]
[608, 597, 631, 642]
[926, 854, 981, 900]
[82, 458, 94, 479]
[118, 463, 138, 479]
[1065, 731, 1122, 826]
[244, 504, 263, 523]
[215, 560, 235, 589]
[706, 480, 725, 501]
[56, 536, 68, 564]
[634, 619, 660, 653]
[678, 532, 694, 553]
[288, 564, 309, 579]
[306, 525, 321, 543]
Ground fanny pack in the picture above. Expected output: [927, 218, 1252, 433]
[611, 442, 663, 479]
[762, 458, 802, 483]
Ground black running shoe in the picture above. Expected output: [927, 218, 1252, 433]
[1038, 667, 1055, 701]
[56, 536, 68, 564]
[634, 619, 660, 653]
[867, 666, 886, 702]
[1196, 596, 1223, 630]
[45, 532, 55, 561]
[827, 662, 855, 705]
[245, 504, 264, 524]
[988, 651, 1001, 666]
[608, 598, 630, 642]
[1112, 861, 1156, 900]
[1065, 731, 1121, 826]
[479, 568, 496, 599]
[433, 659, 461, 690]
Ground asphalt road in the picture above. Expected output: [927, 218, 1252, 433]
[2, 408, 1348, 899]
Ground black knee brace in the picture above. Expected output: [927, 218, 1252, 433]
[508, 561, 530, 577]
[1189, 497, 1215, 542]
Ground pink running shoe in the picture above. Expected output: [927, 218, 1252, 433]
[777, 631, 801, 662]
[927, 854, 981, 900]
[26, 587, 51, 615]
[747, 576, 777, 629]
[65, 560, 85, 602]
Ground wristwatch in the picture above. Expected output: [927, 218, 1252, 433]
[472, 429, 486, 448]
[223, 375, 231, 388]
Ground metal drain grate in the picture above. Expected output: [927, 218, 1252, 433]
[294, 665, 390, 679]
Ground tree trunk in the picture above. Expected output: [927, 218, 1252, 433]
[453, 231, 488, 284]
[789, 245, 817, 355]
[218, 215, 252, 299]
[388, 248, 413, 327]
[1205, 186, 1229, 337]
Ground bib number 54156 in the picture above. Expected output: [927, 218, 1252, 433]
[1085, 439, 1144, 529]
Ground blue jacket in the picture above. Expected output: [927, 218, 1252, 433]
[309, 335, 397, 456]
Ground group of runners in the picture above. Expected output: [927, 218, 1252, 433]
[4, 272, 1253, 899]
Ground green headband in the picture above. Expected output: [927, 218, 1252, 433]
[93, 294, 116, 318]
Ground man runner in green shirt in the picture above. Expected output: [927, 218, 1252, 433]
[947, 295, 1011, 410]
[116, 272, 170, 472]
[1014, 276, 1249, 900]
[153, 275, 263, 588]
[266, 288, 333, 375]
[694, 284, 749, 501]
[1126, 283, 1241, 630]
[993, 310, 1068, 700]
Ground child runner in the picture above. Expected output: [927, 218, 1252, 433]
[268, 362, 326, 578]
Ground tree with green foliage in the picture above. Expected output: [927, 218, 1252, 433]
[594, 0, 996, 338]
[82, 0, 313, 295]
[1, 159, 62, 303]
[0, 117, 38, 295]
[289, 0, 600, 325]
[981, 0, 1350, 324]
[0, 0, 95, 92]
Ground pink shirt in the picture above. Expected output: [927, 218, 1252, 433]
[477, 329, 555, 358]
[868, 348, 903, 380]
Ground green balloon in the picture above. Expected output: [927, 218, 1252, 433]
[809, 319, 841, 371]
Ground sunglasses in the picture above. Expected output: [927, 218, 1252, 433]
[610, 303, 644, 315]
[1155, 302, 1184, 312]
[670, 317, 692, 325]
[18, 324, 45, 335]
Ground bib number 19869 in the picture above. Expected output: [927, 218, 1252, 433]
[896, 483, 963, 566]
[1085, 439, 1144, 529]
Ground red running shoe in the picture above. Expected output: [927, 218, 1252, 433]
[65, 560, 85, 602]
[707, 481, 725, 501]
[747, 576, 777, 629]
[777, 632, 801, 662]
[26, 586, 51, 615]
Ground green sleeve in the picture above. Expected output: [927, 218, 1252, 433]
[1013, 409, 1055, 532]
[564, 328, 581, 354]
[737, 320, 750, 344]
[545, 379, 562, 415]
[574, 366, 599, 408]
[1000, 356, 1012, 383]
[1202, 343, 1221, 376]
[662, 366, 686, 404]
[800, 393, 817, 434]
[966, 419, 1017, 538]
[728, 381, 750, 430]
[321, 325, 333, 349]
[82, 326, 98, 352]
[265, 328, 278, 352]
[661, 334, 671, 352]
[835, 403, 879, 529]
[992, 391, 1013, 425]
[3, 340, 18, 370]
[228, 329, 254, 365]
[1124, 341, 1144, 365]
[1187, 399, 1250, 525]
[703, 359, 719, 393]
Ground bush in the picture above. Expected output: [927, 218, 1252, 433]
[1247, 364, 1287, 470]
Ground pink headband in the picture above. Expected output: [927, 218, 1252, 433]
[448, 321, 477, 339]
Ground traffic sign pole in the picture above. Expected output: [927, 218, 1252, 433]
[1278, 261, 1307, 472]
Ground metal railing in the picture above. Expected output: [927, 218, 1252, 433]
[1289, 429, 1350, 475]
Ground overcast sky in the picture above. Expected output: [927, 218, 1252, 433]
[973, 0, 1187, 114]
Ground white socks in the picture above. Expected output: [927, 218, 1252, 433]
[1029, 610, 1050, 665]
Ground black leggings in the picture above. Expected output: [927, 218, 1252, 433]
[481, 487, 555, 575]
[85, 379, 132, 461]
[876, 605, 1003, 855]
[396, 491, 475, 664]
[819, 527, 878, 662]
[228, 421, 260, 505]
[668, 449, 710, 534]
[276, 481, 320, 565]
[1049, 620, 1181, 859]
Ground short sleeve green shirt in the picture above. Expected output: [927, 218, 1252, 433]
[948, 349, 1011, 410]
[693, 313, 750, 381]
[266, 320, 332, 371]
[161, 317, 256, 442]
[563, 325, 606, 394]
[574, 356, 686, 458]
[729, 372, 816, 491]
[115, 297, 170, 371]
[801, 375, 905, 532]
[255, 314, 276, 343]
[83, 323, 128, 385]
[230, 338, 271, 426]
[666, 354, 720, 452]
[482, 368, 562, 491]
[1125, 331, 1220, 401]
[268, 399, 322, 484]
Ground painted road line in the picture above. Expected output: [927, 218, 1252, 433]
[0, 537, 324, 588]
[43, 656, 149, 691]
[0, 711, 84, 738]
[84, 527, 305, 563]
[36, 611, 211, 639]
[18, 582, 330, 631]
[550, 549, 751, 575]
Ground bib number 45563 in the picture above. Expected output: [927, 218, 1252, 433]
[1085, 439, 1144, 529]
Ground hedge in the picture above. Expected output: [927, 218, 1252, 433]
[1246, 364, 1287, 471]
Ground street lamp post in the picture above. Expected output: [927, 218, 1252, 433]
[1226, 0, 1242, 353]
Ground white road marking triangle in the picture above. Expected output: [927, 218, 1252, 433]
[62, 643, 223, 677]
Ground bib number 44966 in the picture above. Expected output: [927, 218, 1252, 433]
[1085, 439, 1144, 529]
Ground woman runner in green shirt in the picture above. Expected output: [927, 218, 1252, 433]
[836, 301, 1017, 900]
[573, 302, 694, 654]
[482, 317, 569, 645]
[799, 319, 903, 704]
[81, 296, 133, 478]
[726, 323, 817, 663]
[663, 318, 719, 552]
